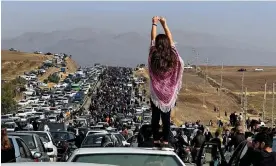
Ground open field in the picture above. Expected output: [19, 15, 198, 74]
[205, 66, 276, 92]
[1, 50, 53, 80]
[136, 66, 276, 126]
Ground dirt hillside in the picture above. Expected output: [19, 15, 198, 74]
[135, 66, 276, 126]
[1, 50, 78, 82]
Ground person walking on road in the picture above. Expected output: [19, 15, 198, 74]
[148, 16, 184, 149]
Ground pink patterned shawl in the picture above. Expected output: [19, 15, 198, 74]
[148, 41, 184, 113]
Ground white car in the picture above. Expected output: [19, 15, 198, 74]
[38, 100, 46, 106]
[23, 90, 35, 96]
[18, 100, 30, 107]
[141, 105, 150, 111]
[86, 130, 108, 137]
[41, 94, 51, 100]
[67, 148, 185, 166]
[41, 105, 50, 111]
[3, 122, 18, 132]
[48, 116, 57, 122]
[62, 98, 69, 104]
[24, 107, 35, 113]
[28, 97, 39, 104]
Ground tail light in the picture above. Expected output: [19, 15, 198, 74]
[185, 148, 190, 152]
[34, 159, 39, 162]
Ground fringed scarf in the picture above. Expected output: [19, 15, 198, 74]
[148, 45, 184, 113]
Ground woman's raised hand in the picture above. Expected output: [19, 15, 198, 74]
[159, 16, 166, 26]
[152, 16, 159, 24]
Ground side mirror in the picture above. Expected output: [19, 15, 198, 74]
[33, 152, 42, 159]
[124, 142, 131, 147]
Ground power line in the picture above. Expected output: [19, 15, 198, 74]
[272, 83, 275, 127]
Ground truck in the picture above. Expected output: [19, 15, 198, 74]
[73, 91, 84, 102]
[60, 67, 66, 73]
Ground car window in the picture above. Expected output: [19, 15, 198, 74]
[69, 133, 75, 140]
[228, 141, 247, 166]
[35, 136, 44, 152]
[19, 135, 36, 150]
[273, 138, 276, 152]
[21, 140, 33, 158]
[16, 138, 27, 158]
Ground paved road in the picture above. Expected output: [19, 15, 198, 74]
[83, 80, 101, 110]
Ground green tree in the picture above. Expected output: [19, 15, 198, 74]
[48, 74, 60, 83]
[1, 82, 18, 114]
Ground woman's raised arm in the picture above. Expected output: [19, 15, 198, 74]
[160, 17, 174, 46]
[151, 16, 159, 44]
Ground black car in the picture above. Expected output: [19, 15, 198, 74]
[81, 133, 120, 148]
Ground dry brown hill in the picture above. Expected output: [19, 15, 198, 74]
[135, 66, 276, 126]
[1, 50, 78, 82]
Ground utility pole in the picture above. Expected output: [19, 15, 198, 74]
[192, 48, 199, 72]
[203, 58, 208, 107]
[195, 55, 199, 72]
[185, 76, 188, 91]
[272, 83, 275, 127]
[241, 72, 245, 110]
[262, 82, 267, 122]
[219, 63, 224, 117]
[244, 87, 248, 130]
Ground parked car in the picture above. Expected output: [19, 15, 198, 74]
[9, 133, 50, 162]
[16, 131, 58, 162]
[8, 136, 42, 162]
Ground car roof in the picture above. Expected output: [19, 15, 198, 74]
[2, 162, 116, 166]
[73, 147, 176, 155]
[17, 131, 50, 134]
[9, 133, 37, 136]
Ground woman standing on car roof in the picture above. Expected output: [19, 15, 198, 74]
[148, 16, 184, 149]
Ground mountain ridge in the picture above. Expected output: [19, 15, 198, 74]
[2, 27, 275, 66]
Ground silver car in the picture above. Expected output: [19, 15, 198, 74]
[8, 136, 42, 162]
[9, 133, 50, 162]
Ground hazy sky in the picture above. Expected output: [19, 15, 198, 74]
[2, 1, 276, 51]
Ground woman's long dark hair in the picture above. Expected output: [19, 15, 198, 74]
[150, 34, 177, 74]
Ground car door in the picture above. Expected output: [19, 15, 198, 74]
[196, 141, 227, 166]
[16, 138, 34, 162]
[35, 136, 50, 162]
[227, 141, 248, 166]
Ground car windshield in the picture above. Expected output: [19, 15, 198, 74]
[72, 154, 181, 166]
[82, 134, 107, 147]
[51, 132, 68, 141]
[18, 135, 36, 149]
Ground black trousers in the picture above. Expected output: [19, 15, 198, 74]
[151, 100, 171, 142]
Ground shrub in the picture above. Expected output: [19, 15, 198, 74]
[1, 77, 24, 114]
[48, 74, 60, 83]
